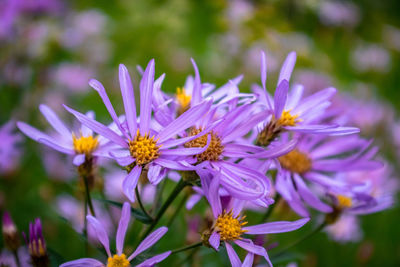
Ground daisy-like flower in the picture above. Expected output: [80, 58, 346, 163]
[65, 60, 215, 201]
[253, 51, 359, 146]
[61, 202, 170, 267]
[202, 175, 309, 267]
[273, 133, 382, 217]
[17, 105, 110, 166]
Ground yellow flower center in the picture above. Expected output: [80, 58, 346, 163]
[107, 254, 130, 267]
[72, 133, 99, 155]
[214, 210, 248, 241]
[129, 130, 161, 165]
[176, 87, 191, 115]
[336, 195, 352, 208]
[184, 128, 224, 162]
[278, 149, 312, 174]
[29, 239, 46, 257]
[276, 110, 301, 127]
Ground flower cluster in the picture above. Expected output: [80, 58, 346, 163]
[15, 50, 395, 266]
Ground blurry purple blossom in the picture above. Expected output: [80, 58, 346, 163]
[351, 44, 391, 73]
[0, 121, 23, 175]
[52, 63, 94, 93]
[318, 1, 360, 27]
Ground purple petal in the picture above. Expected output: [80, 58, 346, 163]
[86, 216, 111, 257]
[60, 258, 104, 267]
[136, 251, 171, 267]
[161, 134, 210, 156]
[123, 165, 142, 202]
[39, 104, 70, 138]
[128, 226, 168, 261]
[293, 174, 332, 213]
[274, 79, 289, 118]
[191, 58, 202, 105]
[242, 253, 254, 267]
[147, 164, 165, 185]
[73, 154, 86, 166]
[234, 240, 267, 257]
[209, 232, 220, 251]
[139, 59, 155, 135]
[119, 64, 137, 137]
[292, 87, 336, 115]
[252, 139, 297, 159]
[225, 242, 241, 267]
[38, 138, 74, 155]
[109, 152, 135, 167]
[157, 100, 212, 143]
[89, 79, 128, 139]
[64, 105, 127, 148]
[278, 51, 296, 85]
[260, 51, 267, 91]
[243, 218, 309, 234]
[207, 174, 222, 217]
[17, 121, 49, 141]
[116, 202, 131, 255]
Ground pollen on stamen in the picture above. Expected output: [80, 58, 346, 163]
[214, 210, 248, 241]
[107, 253, 130, 267]
[176, 87, 191, 115]
[278, 149, 312, 174]
[184, 128, 224, 162]
[129, 130, 161, 165]
[336, 195, 352, 209]
[72, 133, 99, 155]
[277, 110, 301, 127]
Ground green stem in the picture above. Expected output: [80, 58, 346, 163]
[135, 186, 153, 220]
[140, 179, 188, 241]
[171, 242, 203, 255]
[167, 193, 189, 227]
[83, 174, 96, 217]
[272, 220, 328, 257]
[259, 194, 281, 223]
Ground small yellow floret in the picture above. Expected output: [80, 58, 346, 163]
[214, 210, 248, 241]
[278, 149, 312, 174]
[72, 133, 99, 154]
[176, 87, 191, 114]
[184, 128, 224, 162]
[129, 130, 161, 165]
[107, 254, 130, 267]
[277, 110, 301, 127]
[336, 195, 352, 208]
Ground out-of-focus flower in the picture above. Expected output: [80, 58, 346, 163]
[294, 70, 333, 93]
[60, 202, 171, 267]
[325, 214, 362, 243]
[351, 44, 391, 73]
[383, 25, 400, 52]
[0, 247, 31, 267]
[202, 176, 309, 267]
[0, 121, 23, 175]
[2, 212, 20, 252]
[17, 106, 112, 166]
[52, 63, 94, 93]
[318, 1, 360, 27]
[273, 133, 381, 217]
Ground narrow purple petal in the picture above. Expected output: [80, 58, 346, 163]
[38, 138, 74, 155]
[86, 216, 111, 257]
[60, 258, 104, 267]
[242, 253, 254, 267]
[260, 51, 267, 91]
[39, 104, 70, 138]
[157, 100, 212, 143]
[89, 79, 128, 139]
[274, 79, 289, 118]
[207, 174, 222, 217]
[293, 174, 332, 213]
[136, 251, 171, 267]
[209, 232, 220, 251]
[191, 58, 202, 106]
[147, 164, 165, 185]
[119, 64, 137, 137]
[128, 226, 168, 261]
[252, 139, 297, 159]
[139, 59, 155, 135]
[123, 165, 142, 202]
[64, 105, 128, 148]
[161, 135, 210, 156]
[225, 242, 241, 267]
[234, 239, 267, 257]
[243, 218, 309, 234]
[116, 202, 131, 255]
[278, 51, 296, 85]
[73, 154, 86, 166]
[17, 121, 49, 141]
[154, 158, 195, 171]
[109, 152, 135, 167]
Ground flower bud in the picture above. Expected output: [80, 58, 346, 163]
[2, 211, 20, 251]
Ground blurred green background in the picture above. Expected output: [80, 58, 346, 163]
[1, 0, 400, 266]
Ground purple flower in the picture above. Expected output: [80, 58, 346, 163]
[203, 176, 309, 267]
[0, 120, 23, 174]
[65, 60, 215, 201]
[17, 106, 111, 166]
[253, 51, 359, 146]
[271, 133, 382, 217]
[23, 218, 49, 267]
[60, 202, 171, 267]
[325, 214, 362, 243]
